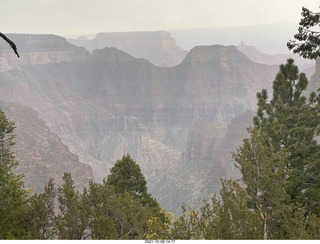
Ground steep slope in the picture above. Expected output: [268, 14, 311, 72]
[68, 31, 187, 66]
[0, 34, 89, 72]
[237, 42, 314, 70]
[0, 35, 279, 214]
[75, 45, 277, 152]
[86, 45, 276, 124]
[0, 101, 94, 193]
[0, 36, 182, 183]
[149, 110, 255, 214]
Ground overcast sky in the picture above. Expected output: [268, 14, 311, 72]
[1, 0, 319, 36]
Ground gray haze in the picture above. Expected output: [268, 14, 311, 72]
[1, 0, 319, 36]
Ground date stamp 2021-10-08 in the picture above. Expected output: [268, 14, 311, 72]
[145, 240, 176, 244]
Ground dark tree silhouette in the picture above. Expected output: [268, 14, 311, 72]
[0, 32, 19, 57]
[287, 7, 320, 59]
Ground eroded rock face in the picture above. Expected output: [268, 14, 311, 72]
[0, 34, 89, 72]
[68, 31, 188, 66]
[0, 34, 279, 213]
[237, 42, 315, 69]
[149, 110, 255, 215]
[0, 101, 94, 193]
[85, 45, 276, 126]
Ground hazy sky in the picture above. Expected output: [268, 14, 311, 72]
[1, 0, 319, 36]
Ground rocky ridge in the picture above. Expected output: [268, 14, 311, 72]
[237, 42, 315, 73]
[68, 31, 187, 66]
[0, 34, 89, 72]
[0, 34, 279, 214]
[149, 110, 255, 214]
[0, 101, 94, 193]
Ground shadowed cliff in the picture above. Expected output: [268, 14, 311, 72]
[0, 34, 280, 213]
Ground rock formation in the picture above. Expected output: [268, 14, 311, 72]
[237, 42, 315, 74]
[149, 110, 255, 214]
[0, 101, 94, 193]
[0, 34, 89, 72]
[0, 34, 280, 214]
[68, 31, 187, 66]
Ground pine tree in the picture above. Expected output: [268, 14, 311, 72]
[233, 126, 288, 239]
[54, 173, 89, 239]
[168, 179, 261, 240]
[28, 178, 56, 239]
[253, 59, 320, 216]
[0, 108, 29, 239]
[216, 179, 262, 239]
[87, 179, 151, 239]
[86, 180, 119, 239]
[107, 154, 165, 221]
[288, 6, 320, 59]
[107, 154, 148, 199]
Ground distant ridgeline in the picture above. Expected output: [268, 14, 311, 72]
[0, 34, 89, 72]
[3, 32, 315, 215]
[68, 31, 188, 67]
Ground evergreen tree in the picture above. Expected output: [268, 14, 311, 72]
[233, 126, 288, 239]
[145, 211, 173, 240]
[107, 154, 165, 221]
[28, 178, 56, 239]
[288, 6, 320, 59]
[253, 59, 320, 215]
[0, 108, 29, 239]
[107, 154, 148, 199]
[215, 179, 262, 239]
[54, 173, 89, 239]
[87, 179, 151, 239]
[168, 179, 261, 240]
[86, 180, 119, 239]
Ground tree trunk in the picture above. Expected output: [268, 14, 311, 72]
[263, 215, 268, 240]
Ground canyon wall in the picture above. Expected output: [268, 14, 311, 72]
[68, 31, 187, 66]
[0, 34, 279, 213]
[1, 101, 94, 193]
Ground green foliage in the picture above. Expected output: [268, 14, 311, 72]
[168, 179, 261, 240]
[233, 126, 289, 239]
[107, 154, 165, 222]
[85, 179, 119, 239]
[161, 59, 320, 240]
[87, 179, 151, 239]
[54, 173, 89, 239]
[107, 154, 148, 199]
[0, 108, 29, 239]
[90, 215, 118, 240]
[217, 179, 262, 239]
[1, 55, 319, 240]
[28, 178, 56, 239]
[254, 59, 320, 215]
[145, 211, 173, 240]
[288, 7, 320, 59]
[23, 165, 164, 240]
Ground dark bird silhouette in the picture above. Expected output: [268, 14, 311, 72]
[0, 32, 20, 57]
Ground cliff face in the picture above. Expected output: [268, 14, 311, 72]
[68, 31, 187, 66]
[0, 34, 89, 72]
[85, 45, 276, 130]
[0, 34, 279, 213]
[237, 42, 315, 74]
[0, 101, 94, 193]
[149, 110, 255, 214]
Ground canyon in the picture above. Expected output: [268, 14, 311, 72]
[68, 31, 187, 67]
[2, 32, 314, 214]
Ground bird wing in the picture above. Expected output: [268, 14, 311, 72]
[0, 32, 20, 58]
